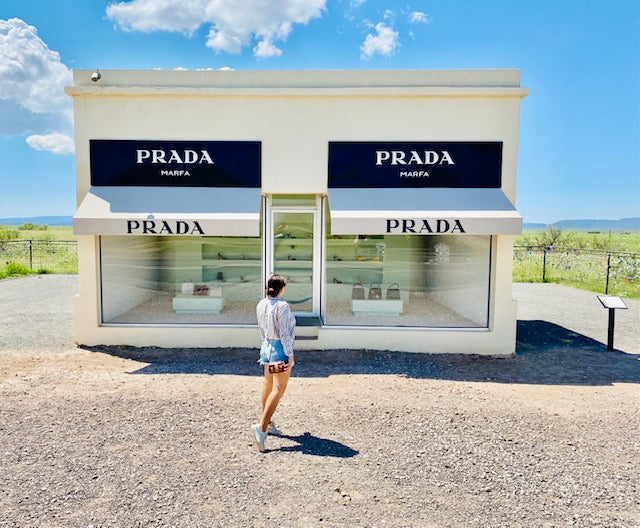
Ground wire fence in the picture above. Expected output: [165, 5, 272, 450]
[514, 246, 640, 298]
[0, 240, 78, 274]
[1, 240, 638, 298]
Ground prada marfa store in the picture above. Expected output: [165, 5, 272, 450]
[67, 69, 528, 356]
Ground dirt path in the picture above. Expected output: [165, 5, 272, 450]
[0, 276, 638, 527]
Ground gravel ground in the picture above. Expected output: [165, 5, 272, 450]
[0, 275, 639, 528]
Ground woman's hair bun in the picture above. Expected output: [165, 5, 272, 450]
[266, 274, 286, 297]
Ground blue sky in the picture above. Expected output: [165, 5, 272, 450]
[0, 0, 638, 223]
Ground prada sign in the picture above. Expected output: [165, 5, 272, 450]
[126, 220, 205, 235]
[328, 141, 502, 188]
[386, 218, 465, 234]
[90, 140, 261, 187]
[73, 216, 261, 237]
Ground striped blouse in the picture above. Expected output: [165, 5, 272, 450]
[256, 297, 296, 357]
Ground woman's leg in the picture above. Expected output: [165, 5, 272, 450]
[259, 368, 291, 432]
[261, 366, 273, 412]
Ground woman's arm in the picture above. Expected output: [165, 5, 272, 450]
[256, 300, 266, 341]
[277, 302, 296, 357]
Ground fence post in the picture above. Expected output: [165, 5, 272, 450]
[542, 247, 548, 282]
[29, 240, 33, 270]
[605, 252, 611, 294]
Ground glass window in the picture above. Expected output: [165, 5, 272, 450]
[100, 236, 262, 325]
[272, 212, 315, 312]
[271, 194, 317, 206]
[325, 234, 491, 327]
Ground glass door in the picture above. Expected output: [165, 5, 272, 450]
[268, 208, 320, 315]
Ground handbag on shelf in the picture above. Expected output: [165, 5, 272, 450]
[193, 284, 209, 296]
[386, 283, 400, 300]
[368, 283, 382, 300]
[351, 282, 365, 300]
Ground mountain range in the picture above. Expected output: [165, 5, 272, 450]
[523, 218, 639, 231]
[0, 216, 73, 226]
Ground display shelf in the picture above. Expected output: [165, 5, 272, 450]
[202, 261, 261, 284]
[275, 261, 313, 270]
[172, 294, 225, 314]
[352, 299, 403, 316]
[326, 259, 383, 267]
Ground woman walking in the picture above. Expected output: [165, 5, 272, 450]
[252, 274, 296, 452]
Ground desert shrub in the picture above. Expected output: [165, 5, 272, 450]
[19, 223, 48, 231]
[0, 228, 19, 240]
[518, 226, 565, 248]
[32, 233, 54, 241]
[0, 262, 34, 279]
[535, 226, 565, 247]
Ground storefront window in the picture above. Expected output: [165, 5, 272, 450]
[325, 234, 491, 327]
[100, 236, 262, 324]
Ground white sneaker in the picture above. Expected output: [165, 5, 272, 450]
[266, 422, 282, 436]
[251, 424, 266, 452]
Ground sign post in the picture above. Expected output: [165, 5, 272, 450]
[596, 295, 628, 351]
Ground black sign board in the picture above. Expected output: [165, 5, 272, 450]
[90, 140, 261, 187]
[328, 141, 502, 188]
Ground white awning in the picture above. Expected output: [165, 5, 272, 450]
[73, 186, 261, 236]
[328, 188, 522, 235]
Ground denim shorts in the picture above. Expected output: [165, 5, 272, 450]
[258, 339, 289, 366]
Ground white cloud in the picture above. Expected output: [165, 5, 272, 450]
[253, 39, 282, 58]
[409, 11, 430, 24]
[107, 0, 206, 33]
[0, 18, 73, 154]
[349, 0, 366, 7]
[360, 22, 399, 59]
[26, 133, 74, 155]
[107, 0, 326, 58]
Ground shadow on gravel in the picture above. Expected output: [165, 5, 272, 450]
[268, 432, 358, 458]
[80, 320, 640, 387]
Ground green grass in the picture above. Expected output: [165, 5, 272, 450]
[0, 224, 77, 242]
[0, 225, 77, 277]
[514, 229, 640, 299]
[0, 232, 78, 276]
[516, 229, 640, 253]
[513, 244, 640, 299]
[0, 262, 35, 280]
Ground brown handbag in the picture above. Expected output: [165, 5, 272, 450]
[386, 283, 400, 300]
[368, 283, 382, 300]
[352, 282, 365, 299]
[193, 284, 209, 296]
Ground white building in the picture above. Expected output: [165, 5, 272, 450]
[67, 69, 528, 356]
